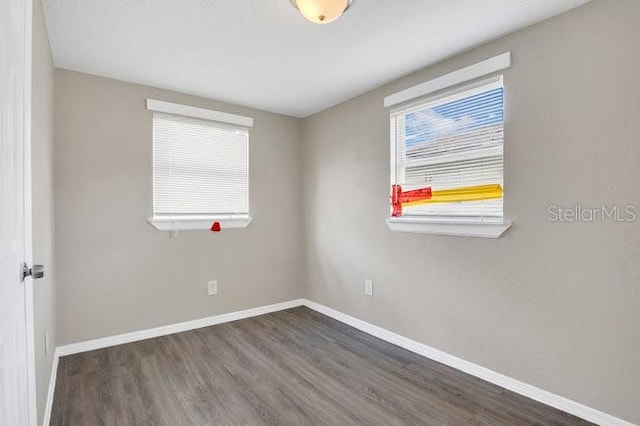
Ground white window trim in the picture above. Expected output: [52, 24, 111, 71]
[386, 54, 512, 238]
[384, 52, 511, 108]
[386, 217, 511, 238]
[146, 99, 253, 127]
[147, 215, 252, 231]
[146, 100, 253, 232]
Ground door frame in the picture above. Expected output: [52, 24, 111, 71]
[22, 0, 37, 424]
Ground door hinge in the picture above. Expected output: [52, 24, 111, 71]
[22, 263, 44, 281]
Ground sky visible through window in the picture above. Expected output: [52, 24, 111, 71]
[405, 87, 504, 147]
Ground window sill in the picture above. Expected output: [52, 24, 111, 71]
[386, 217, 511, 238]
[147, 215, 252, 231]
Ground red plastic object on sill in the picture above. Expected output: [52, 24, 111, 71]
[391, 184, 432, 217]
[211, 222, 221, 232]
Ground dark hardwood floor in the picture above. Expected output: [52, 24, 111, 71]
[51, 307, 592, 425]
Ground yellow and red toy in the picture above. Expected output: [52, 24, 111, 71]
[391, 184, 503, 216]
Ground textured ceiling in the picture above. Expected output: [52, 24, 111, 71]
[44, 0, 591, 117]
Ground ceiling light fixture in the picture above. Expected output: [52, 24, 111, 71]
[291, 0, 353, 24]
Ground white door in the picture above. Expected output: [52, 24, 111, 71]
[0, 0, 35, 424]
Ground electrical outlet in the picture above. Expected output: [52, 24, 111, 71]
[364, 279, 374, 296]
[207, 280, 218, 296]
[44, 331, 49, 355]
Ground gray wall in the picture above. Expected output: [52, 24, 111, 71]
[54, 70, 304, 345]
[301, 0, 640, 423]
[31, 0, 56, 424]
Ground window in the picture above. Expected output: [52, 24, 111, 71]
[388, 76, 511, 237]
[146, 99, 252, 231]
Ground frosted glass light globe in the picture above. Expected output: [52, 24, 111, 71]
[293, 0, 352, 24]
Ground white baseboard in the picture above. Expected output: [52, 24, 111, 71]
[56, 299, 305, 356]
[302, 300, 635, 426]
[49, 298, 634, 426]
[42, 348, 59, 426]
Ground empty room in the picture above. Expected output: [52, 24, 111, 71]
[1, 0, 639, 425]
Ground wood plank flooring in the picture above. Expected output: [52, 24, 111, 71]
[50, 307, 593, 425]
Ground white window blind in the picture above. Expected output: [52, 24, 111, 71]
[152, 112, 249, 218]
[390, 76, 504, 222]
